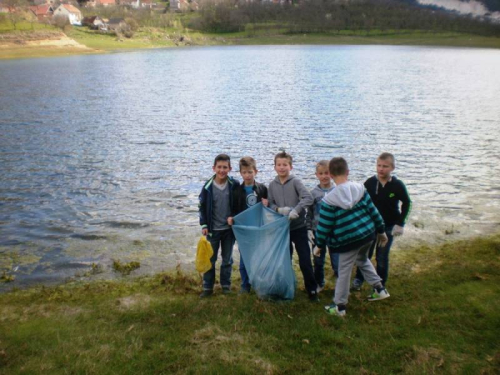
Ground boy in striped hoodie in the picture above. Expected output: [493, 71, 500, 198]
[315, 157, 390, 317]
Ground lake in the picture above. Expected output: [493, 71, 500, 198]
[1, 45, 499, 289]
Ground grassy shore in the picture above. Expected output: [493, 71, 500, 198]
[1, 25, 500, 61]
[0, 235, 499, 374]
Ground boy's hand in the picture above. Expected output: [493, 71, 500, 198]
[376, 233, 388, 248]
[202, 228, 208, 236]
[261, 198, 269, 207]
[392, 225, 404, 237]
[288, 209, 299, 220]
[313, 246, 322, 257]
[277, 207, 292, 216]
[307, 230, 315, 244]
[227, 217, 234, 226]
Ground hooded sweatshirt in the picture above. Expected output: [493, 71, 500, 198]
[268, 175, 313, 231]
[315, 181, 385, 253]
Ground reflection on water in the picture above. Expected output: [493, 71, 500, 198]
[1, 45, 499, 288]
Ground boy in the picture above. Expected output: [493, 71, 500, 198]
[227, 156, 268, 293]
[306, 160, 339, 292]
[198, 154, 240, 298]
[316, 157, 389, 317]
[352, 152, 411, 290]
[268, 151, 319, 302]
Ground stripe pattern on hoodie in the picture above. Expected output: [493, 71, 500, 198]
[316, 189, 385, 253]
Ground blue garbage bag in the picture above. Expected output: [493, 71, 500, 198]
[233, 202, 296, 300]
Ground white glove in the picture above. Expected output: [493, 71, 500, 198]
[307, 230, 315, 244]
[313, 246, 322, 257]
[288, 209, 299, 220]
[392, 225, 404, 237]
[376, 232, 388, 248]
[277, 207, 292, 216]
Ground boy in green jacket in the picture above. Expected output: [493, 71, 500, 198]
[316, 157, 389, 317]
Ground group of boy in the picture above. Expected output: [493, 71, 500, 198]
[198, 151, 411, 317]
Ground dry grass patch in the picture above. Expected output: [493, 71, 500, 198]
[190, 323, 276, 374]
[116, 293, 152, 310]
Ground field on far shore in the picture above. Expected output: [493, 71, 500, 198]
[0, 235, 499, 374]
[1, 19, 500, 60]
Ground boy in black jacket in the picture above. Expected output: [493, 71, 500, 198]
[198, 154, 240, 298]
[352, 152, 412, 290]
[228, 157, 268, 293]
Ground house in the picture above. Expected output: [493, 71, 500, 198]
[86, 0, 117, 7]
[82, 15, 105, 29]
[53, 4, 82, 25]
[29, 4, 54, 21]
[0, 2, 15, 13]
[170, 0, 188, 12]
[106, 18, 126, 31]
[119, 0, 140, 8]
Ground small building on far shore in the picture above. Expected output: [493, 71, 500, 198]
[82, 15, 105, 29]
[29, 4, 54, 21]
[53, 4, 82, 25]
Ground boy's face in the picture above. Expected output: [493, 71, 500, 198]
[315, 166, 331, 186]
[240, 166, 257, 186]
[275, 158, 292, 178]
[376, 158, 394, 180]
[213, 161, 231, 181]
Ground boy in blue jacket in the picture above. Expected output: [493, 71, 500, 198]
[227, 156, 268, 293]
[316, 157, 389, 317]
[198, 154, 240, 298]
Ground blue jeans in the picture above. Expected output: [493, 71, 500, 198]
[290, 227, 317, 294]
[203, 229, 235, 291]
[313, 246, 339, 288]
[239, 254, 250, 291]
[354, 227, 394, 287]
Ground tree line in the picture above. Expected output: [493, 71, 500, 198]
[188, 0, 500, 36]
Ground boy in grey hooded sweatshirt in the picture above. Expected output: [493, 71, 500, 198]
[268, 151, 319, 301]
[316, 157, 390, 317]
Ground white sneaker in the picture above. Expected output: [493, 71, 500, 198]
[324, 303, 346, 317]
[368, 288, 390, 301]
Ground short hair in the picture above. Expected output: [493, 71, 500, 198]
[239, 156, 257, 171]
[329, 157, 349, 176]
[213, 154, 231, 167]
[316, 160, 329, 171]
[378, 152, 395, 168]
[274, 151, 293, 166]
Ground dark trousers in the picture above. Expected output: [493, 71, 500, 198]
[203, 229, 235, 291]
[290, 226, 317, 294]
[354, 227, 394, 287]
[313, 246, 340, 287]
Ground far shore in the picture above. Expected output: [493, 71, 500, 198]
[1, 29, 500, 60]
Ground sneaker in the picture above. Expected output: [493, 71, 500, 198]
[222, 287, 231, 295]
[350, 279, 362, 291]
[324, 303, 346, 317]
[316, 285, 324, 293]
[199, 290, 214, 298]
[368, 288, 390, 301]
[308, 291, 320, 302]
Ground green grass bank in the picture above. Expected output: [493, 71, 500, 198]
[1, 25, 500, 61]
[1, 235, 499, 374]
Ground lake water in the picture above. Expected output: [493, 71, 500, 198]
[1, 45, 499, 289]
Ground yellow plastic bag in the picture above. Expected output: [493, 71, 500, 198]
[196, 236, 213, 273]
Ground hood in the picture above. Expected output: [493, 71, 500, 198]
[323, 181, 365, 210]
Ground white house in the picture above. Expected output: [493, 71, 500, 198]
[53, 4, 82, 25]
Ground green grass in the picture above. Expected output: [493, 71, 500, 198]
[1, 235, 499, 374]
